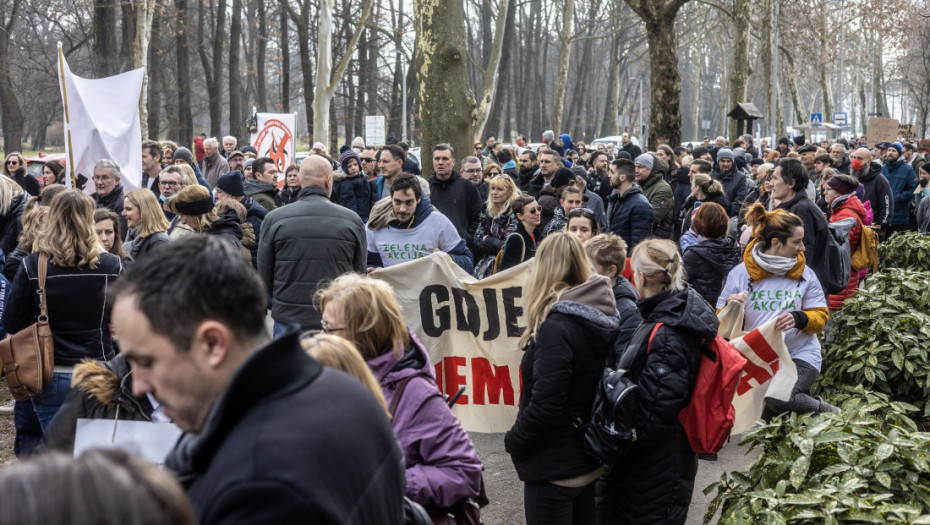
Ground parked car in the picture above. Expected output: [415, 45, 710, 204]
[25, 152, 68, 186]
[591, 135, 640, 151]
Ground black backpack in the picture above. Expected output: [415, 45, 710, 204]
[581, 367, 640, 464]
[814, 217, 855, 295]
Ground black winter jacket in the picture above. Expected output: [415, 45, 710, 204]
[3, 252, 123, 366]
[205, 209, 245, 253]
[498, 221, 538, 271]
[2, 245, 26, 283]
[43, 354, 154, 453]
[671, 168, 692, 240]
[607, 185, 654, 256]
[123, 229, 170, 260]
[710, 168, 752, 217]
[776, 192, 829, 275]
[679, 192, 731, 236]
[682, 237, 742, 306]
[241, 196, 267, 266]
[598, 287, 719, 525]
[0, 193, 25, 258]
[11, 168, 40, 197]
[859, 161, 893, 230]
[611, 277, 643, 365]
[273, 186, 302, 207]
[258, 186, 366, 330]
[333, 172, 376, 220]
[505, 275, 619, 482]
[473, 208, 517, 259]
[94, 185, 128, 240]
[428, 170, 483, 249]
[166, 331, 406, 525]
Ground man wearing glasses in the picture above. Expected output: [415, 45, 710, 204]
[92, 159, 128, 239]
[359, 147, 378, 181]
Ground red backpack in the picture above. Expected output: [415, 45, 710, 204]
[648, 323, 748, 455]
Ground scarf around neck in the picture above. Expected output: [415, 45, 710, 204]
[751, 242, 799, 276]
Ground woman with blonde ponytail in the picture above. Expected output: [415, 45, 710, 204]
[596, 238, 719, 525]
[719, 202, 835, 418]
[505, 233, 619, 524]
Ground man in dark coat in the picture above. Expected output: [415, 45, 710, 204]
[92, 159, 128, 240]
[427, 144, 482, 253]
[772, 159, 829, 278]
[258, 155, 366, 334]
[850, 147, 893, 236]
[709, 148, 751, 217]
[111, 235, 405, 525]
[606, 159, 654, 255]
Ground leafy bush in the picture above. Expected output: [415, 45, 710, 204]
[818, 269, 930, 416]
[705, 389, 930, 524]
[879, 232, 930, 272]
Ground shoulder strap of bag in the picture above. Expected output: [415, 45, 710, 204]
[387, 373, 432, 416]
[37, 253, 48, 320]
[616, 322, 658, 370]
[645, 322, 663, 354]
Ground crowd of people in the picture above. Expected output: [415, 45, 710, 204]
[0, 127, 920, 524]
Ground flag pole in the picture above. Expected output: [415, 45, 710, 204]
[57, 42, 77, 188]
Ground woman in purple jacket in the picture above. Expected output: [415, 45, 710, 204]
[318, 274, 483, 520]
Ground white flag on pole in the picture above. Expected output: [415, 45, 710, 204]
[58, 42, 144, 192]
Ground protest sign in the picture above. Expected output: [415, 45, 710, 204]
[867, 117, 899, 145]
[373, 253, 532, 432]
[73, 419, 182, 466]
[250, 112, 297, 187]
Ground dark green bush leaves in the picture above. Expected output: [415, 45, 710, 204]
[879, 232, 930, 272]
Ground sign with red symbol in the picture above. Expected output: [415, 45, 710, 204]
[251, 113, 296, 188]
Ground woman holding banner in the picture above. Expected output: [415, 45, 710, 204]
[504, 233, 619, 525]
[316, 274, 483, 521]
[596, 239, 718, 525]
[718, 204, 838, 417]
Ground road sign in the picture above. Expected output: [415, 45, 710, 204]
[702, 120, 711, 129]
[811, 113, 823, 125]
[364, 115, 386, 147]
[833, 112, 848, 126]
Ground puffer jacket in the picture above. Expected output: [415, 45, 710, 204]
[682, 236, 742, 306]
[640, 156, 674, 238]
[273, 186, 301, 207]
[367, 331, 482, 509]
[332, 171, 376, 221]
[882, 159, 919, 227]
[597, 287, 719, 525]
[505, 275, 620, 482]
[473, 208, 518, 259]
[679, 192, 731, 237]
[0, 193, 25, 257]
[611, 277, 643, 365]
[3, 251, 124, 366]
[710, 167, 752, 217]
[122, 229, 170, 261]
[42, 355, 154, 453]
[205, 209, 244, 253]
[827, 194, 866, 310]
[258, 185, 366, 330]
[607, 185, 654, 255]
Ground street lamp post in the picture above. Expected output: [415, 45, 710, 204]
[391, 48, 407, 142]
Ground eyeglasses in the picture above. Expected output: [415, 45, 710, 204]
[568, 208, 595, 218]
[5, 160, 19, 166]
[92, 175, 113, 182]
[488, 171, 501, 176]
[361, 158, 375, 163]
[159, 180, 181, 187]
[525, 207, 540, 214]
[321, 320, 345, 334]
[463, 168, 482, 174]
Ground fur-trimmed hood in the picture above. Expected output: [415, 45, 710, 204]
[71, 354, 134, 409]
[550, 274, 620, 330]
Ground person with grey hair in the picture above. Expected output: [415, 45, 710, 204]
[428, 143, 482, 255]
[202, 137, 229, 187]
[92, 159, 128, 237]
[222, 135, 237, 158]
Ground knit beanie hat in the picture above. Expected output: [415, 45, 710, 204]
[889, 141, 903, 154]
[778, 137, 791, 147]
[216, 170, 245, 197]
[826, 176, 858, 195]
[793, 135, 806, 147]
[173, 147, 194, 165]
[352, 136, 365, 149]
[716, 148, 735, 162]
[616, 151, 632, 161]
[339, 150, 361, 174]
[634, 153, 654, 171]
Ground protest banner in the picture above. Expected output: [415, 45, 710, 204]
[57, 42, 144, 191]
[373, 253, 532, 433]
[250, 112, 297, 187]
[867, 117, 899, 146]
[717, 300, 797, 435]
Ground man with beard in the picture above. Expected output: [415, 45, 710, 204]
[518, 150, 539, 192]
[850, 147, 893, 238]
[881, 141, 919, 234]
[588, 151, 611, 202]
[620, 132, 642, 159]
[903, 142, 925, 174]
[710, 148, 751, 217]
[830, 143, 851, 174]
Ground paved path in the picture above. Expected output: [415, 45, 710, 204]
[471, 432, 759, 524]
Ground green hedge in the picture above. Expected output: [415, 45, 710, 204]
[879, 232, 930, 272]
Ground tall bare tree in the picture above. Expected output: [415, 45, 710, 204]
[229, 0, 244, 140]
[623, 0, 692, 150]
[727, 0, 751, 142]
[0, 0, 23, 153]
[134, 0, 158, 138]
[175, 0, 193, 145]
[199, 0, 227, 137]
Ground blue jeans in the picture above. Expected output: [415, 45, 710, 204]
[31, 372, 72, 431]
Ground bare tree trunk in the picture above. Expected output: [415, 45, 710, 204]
[550, 0, 575, 133]
[472, 0, 511, 140]
[414, 0, 477, 176]
[727, 0, 751, 143]
[120, 2, 137, 72]
[691, 10, 704, 141]
[0, 0, 24, 153]
[481, 0, 514, 139]
[624, 0, 691, 150]
[256, 0, 267, 109]
[288, 0, 314, 134]
[175, 0, 192, 144]
[819, 0, 832, 121]
[602, 32, 621, 136]
[760, 0, 773, 137]
[133, 0, 157, 138]
[93, 0, 119, 76]
[229, 0, 244, 141]
[199, 0, 227, 137]
[146, 4, 163, 139]
[780, 46, 805, 126]
[279, 0, 290, 112]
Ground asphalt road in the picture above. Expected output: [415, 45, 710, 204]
[470, 432, 759, 525]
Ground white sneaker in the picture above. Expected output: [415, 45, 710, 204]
[0, 400, 14, 416]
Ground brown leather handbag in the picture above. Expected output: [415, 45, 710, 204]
[0, 253, 54, 401]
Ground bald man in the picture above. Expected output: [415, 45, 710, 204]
[258, 154, 367, 335]
[850, 146, 893, 235]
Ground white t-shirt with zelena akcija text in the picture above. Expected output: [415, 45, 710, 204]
[367, 212, 463, 267]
